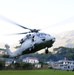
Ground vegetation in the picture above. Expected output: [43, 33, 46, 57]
[0, 58, 5, 70]
[53, 46, 74, 60]
[0, 69, 74, 75]
[0, 61, 4, 70]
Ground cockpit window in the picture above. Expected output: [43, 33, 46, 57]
[37, 33, 46, 37]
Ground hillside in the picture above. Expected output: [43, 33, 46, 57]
[54, 30, 74, 48]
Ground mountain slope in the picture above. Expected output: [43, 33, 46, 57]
[53, 30, 74, 48]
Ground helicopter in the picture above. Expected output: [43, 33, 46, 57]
[1, 16, 55, 58]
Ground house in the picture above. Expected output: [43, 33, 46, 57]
[22, 57, 39, 64]
[22, 57, 41, 68]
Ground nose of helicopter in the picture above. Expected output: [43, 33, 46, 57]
[52, 37, 56, 42]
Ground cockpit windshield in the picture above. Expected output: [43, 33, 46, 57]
[37, 33, 46, 37]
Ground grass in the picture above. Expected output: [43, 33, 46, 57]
[0, 69, 74, 75]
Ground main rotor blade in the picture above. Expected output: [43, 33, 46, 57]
[5, 32, 30, 35]
[0, 16, 31, 30]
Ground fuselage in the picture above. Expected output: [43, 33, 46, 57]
[19, 33, 55, 55]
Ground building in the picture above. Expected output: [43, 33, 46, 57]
[22, 57, 39, 64]
[22, 57, 41, 68]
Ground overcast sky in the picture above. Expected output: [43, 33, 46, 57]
[0, 0, 74, 45]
